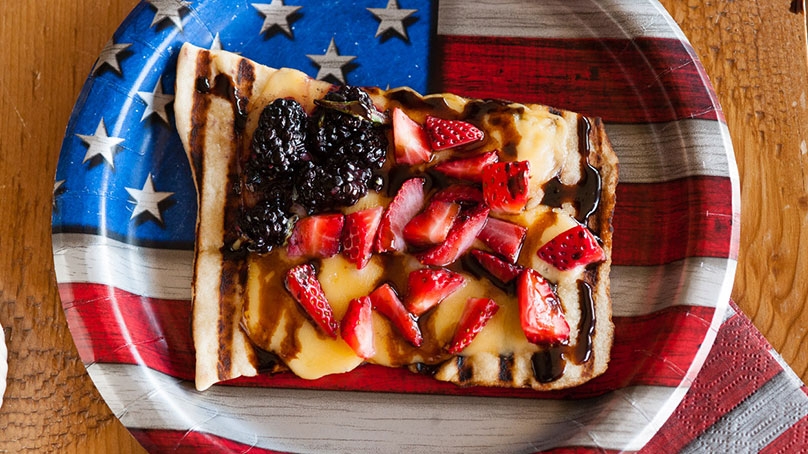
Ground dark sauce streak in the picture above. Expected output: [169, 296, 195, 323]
[575, 280, 596, 364]
[541, 117, 602, 223]
[529, 279, 596, 383]
[531, 346, 566, 384]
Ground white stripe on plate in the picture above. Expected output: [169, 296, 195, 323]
[53, 233, 735, 316]
[52, 233, 194, 300]
[437, 0, 686, 41]
[606, 120, 733, 183]
[681, 369, 808, 453]
[88, 362, 682, 452]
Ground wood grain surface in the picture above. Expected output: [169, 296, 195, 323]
[0, 0, 805, 452]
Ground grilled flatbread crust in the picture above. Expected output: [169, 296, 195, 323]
[175, 43, 617, 392]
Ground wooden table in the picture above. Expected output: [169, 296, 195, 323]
[1, 1, 806, 451]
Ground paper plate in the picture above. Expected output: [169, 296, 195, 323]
[52, 0, 739, 452]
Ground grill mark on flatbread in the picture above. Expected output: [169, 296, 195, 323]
[499, 354, 514, 382]
[189, 50, 212, 191]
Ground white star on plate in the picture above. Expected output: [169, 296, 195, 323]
[125, 173, 174, 223]
[306, 38, 356, 84]
[92, 40, 132, 76]
[53, 180, 65, 206]
[367, 0, 417, 41]
[137, 80, 174, 124]
[252, 0, 302, 37]
[147, 0, 191, 31]
[76, 118, 125, 168]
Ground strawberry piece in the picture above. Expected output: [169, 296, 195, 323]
[287, 213, 345, 258]
[470, 249, 524, 284]
[537, 224, 605, 271]
[340, 296, 375, 359]
[284, 263, 339, 338]
[481, 160, 530, 214]
[416, 204, 490, 267]
[375, 178, 426, 253]
[342, 207, 383, 269]
[368, 283, 423, 347]
[405, 268, 466, 316]
[477, 217, 527, 263]
[425, 115, 484, 151]
[447, 297, 499, 354]
[433, 150, 499, 182]
[431, 184, 484, 206]
[402, 200, 461, 247]
[517, 268, 570, 345]
[392, 107, 431, 165]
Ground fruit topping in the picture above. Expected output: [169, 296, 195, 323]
[249, 98, 310, 178]
[447, 297, 499, 354]
[424, 115, 484, 151]
[432, 150, 499, 182]
[402, 200, 461, 248]
[470, 249, 524, 285]
[342, 207, 384, 269]
[284, 263, 339, 338]
[405, 268, 466, 316]
[287, 213, 345, 259]
[517, 268, 570, 345]
[237, 198, 296, 253]
[537, 224, 605, 271]
[375, 178, 427, 253]
[476, 217, 527, 263]
[482, 160, 531, 214]
[416, 204, 490, 267]
[368, 283, 423, 347]
[392, 107, 431, 165]
[340, 296, 375, 359]
[431, 184, 484, 206]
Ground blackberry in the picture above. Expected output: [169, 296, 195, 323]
[309, 86, 388, 170]
[250, 98, 309, 176]
[238, 198, 297, 253]
[295, 160, 373, 213]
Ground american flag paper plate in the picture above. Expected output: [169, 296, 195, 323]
[52, 0, 740, 452]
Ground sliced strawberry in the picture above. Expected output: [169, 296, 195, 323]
[392, 107, 431, 165]
[405, 268, 466, 316]
[340, 296, 375, 359]
[284, 263, 338, 338]
[425, 115, 484, 151]
[375, 178, 426, 253]
[402, 200, 461, 247]
[477, 217, 527, 263]
[342, 207, 383, 269]
[416, 204, 490, 267]
[481, 160, 530, 214]
[432, 150, 499, 182]
[287, 213, 345, 258]
[517, 268, 570, 345]
[368, 283, 423, 347]
[537, 224, 606, 271]
[447, 297, 499, 354]
[431, 184, 484, 206]
[470, 249, 524, 284]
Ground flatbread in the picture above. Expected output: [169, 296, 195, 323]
[175, 42, 617, 392]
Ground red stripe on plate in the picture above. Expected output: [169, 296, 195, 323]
[641, 307, 784, 453]
[60, 283, 195, 379]
[432, 36, 723, 124]
[130, 428, 285, 454]
[759, 411, 808, 454]
[612, 176, 736, 265]
[61, 283, 715, 398]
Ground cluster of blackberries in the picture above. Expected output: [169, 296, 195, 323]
[237, 86, 388, 253]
